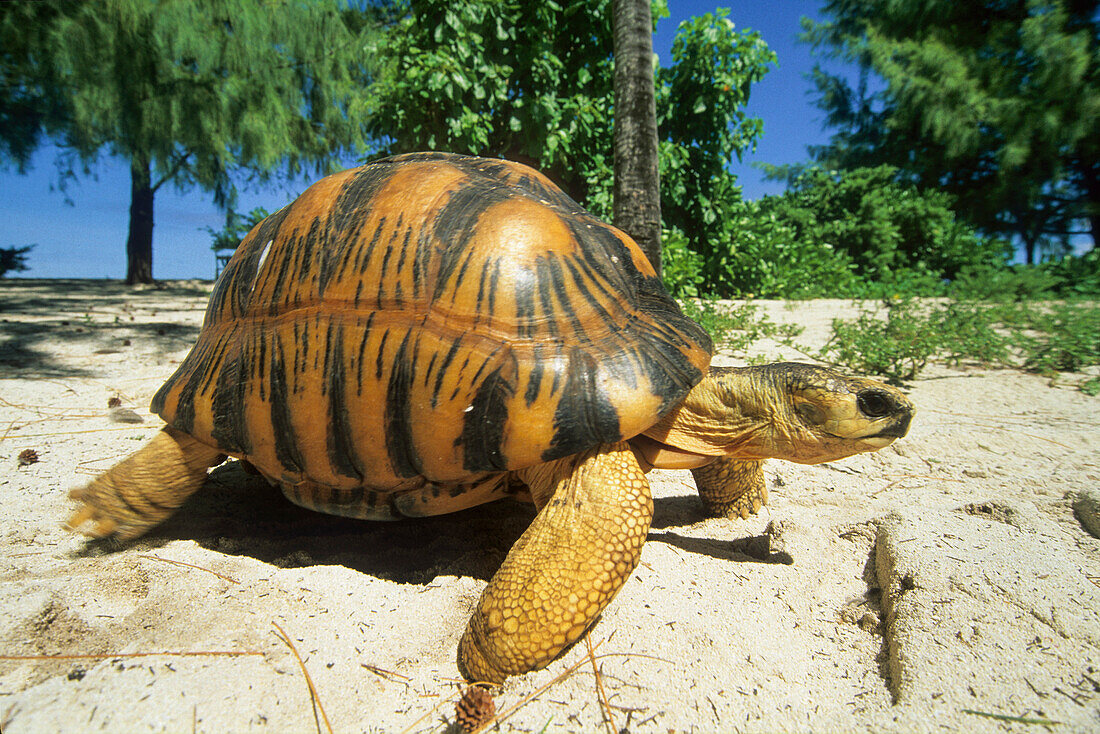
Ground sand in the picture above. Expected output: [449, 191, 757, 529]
[1, 279, 1098, 733]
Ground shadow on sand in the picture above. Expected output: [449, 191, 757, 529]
[75, 461, 776, 585]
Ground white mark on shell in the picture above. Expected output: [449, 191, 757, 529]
[251, 240, 274, 296]
[257, 240, 274, 271]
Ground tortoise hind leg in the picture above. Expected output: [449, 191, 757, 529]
[66, 426, 225, 540]
[457, 441, 652, 684]
[691, 458, 768, 519]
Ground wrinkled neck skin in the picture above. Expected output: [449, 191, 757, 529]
[641, 366, 789, 464]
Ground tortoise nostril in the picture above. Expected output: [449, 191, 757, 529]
[857, 390, 892, 418]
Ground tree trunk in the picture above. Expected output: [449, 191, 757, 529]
[612, 0, 662, 280]
[126, 156, 155, 284]
[1085, 164, 1099, 253]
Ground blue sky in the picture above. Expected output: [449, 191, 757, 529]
[0, 1, 838, 280]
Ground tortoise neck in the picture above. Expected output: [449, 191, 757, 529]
[642, 367, 782, 458]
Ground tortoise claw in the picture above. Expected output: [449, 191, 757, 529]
[64, 497, 120, 538]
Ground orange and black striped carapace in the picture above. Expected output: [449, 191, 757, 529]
[152, 152, 712, 497]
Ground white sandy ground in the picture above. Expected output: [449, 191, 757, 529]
[0, 279, 1098, 733]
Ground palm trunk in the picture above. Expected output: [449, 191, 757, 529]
[612, 0, 662, 280]
[126, 156, 155, 284]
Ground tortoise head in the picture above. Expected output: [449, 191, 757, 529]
[644, 362, 914, 465]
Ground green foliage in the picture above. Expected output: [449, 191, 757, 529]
[803, 0, 1100, 260]
[755, 166, 1010, 295]
[656, 10, 776, 292]
[0, 244, 33, 277]
[821, 297, 1100, 391]
[206, 207, 271, 252]
[366, 0, 620, 203]
[678, 297, 802, 355]
[367, 2, 776, 287]
[1, 0, 383, 280]
[712, 198, 861, 298]
[661, 227, 706, 298]
[2, 0, 378, 179]
[1033, 249, 1100, 298]
[951, 249, 1100, 300]
[820, 299, 942, 384]
[1018, 304, 1100, 375]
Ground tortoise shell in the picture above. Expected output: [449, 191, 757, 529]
[151, 153, 712, 493]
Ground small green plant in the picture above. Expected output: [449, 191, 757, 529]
[678, 298, 803, 355]
[819, 298, 941, 384]
[927, 302, 1011, 367]
[1017, 303, 1100, 375]
[821, 297, 1100, 392]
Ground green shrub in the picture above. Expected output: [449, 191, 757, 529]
[820, 298, 1100, 391]
[819, 298, 941, 384]
[1036, 249, 1100, 298]
[678, 297, 802, 355]
[718, 200, 863, 299]
[755, 166, 1010, 288]
[951, 263, 1063, 301]
[949, 250, 1099, 301]
[1018, 304, 1100, 374]
[662, 226, 706, 298]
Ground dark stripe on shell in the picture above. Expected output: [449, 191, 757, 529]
[457, 361, 514, 471]
[524, 346, 544, 407]
[325, 324, 363, 480]
[269, 334, 304, 474]
[544, 347, 621, 461]
[209, 328, 250, 454]
[431, 337, 462, 408]
[384, 331, 422, 478]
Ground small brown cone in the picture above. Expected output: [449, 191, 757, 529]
[455, 685, 495, 733]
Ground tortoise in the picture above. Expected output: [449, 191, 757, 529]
[66, 152, 914, 684]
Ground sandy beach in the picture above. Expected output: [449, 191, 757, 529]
[1, 279, 1098, 732]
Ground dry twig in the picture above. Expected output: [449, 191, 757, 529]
[272, 622, 333, 734]
[138, 554, 239, 584]
[0, 650, 262, 661]
[586, 633, 616, 734]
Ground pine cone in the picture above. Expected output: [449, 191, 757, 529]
[455, 685, 495, 733]
[18, 449, 39, 466]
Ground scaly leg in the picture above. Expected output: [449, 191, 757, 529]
[457, 441, 652, 684]
[691, 457, 768, 519]
[65, 427, 225, 540]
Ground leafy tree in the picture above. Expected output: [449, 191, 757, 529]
[612, 0, 663, 277]
[803, 0, 1099, 263]
[365, 0, 621, 205]
[0, 0, 384, 283]
[366, 2, 776, 291]
[206, 207, 271, 252]
[656, 9, 776, 295]
[0, 245, 34, 277]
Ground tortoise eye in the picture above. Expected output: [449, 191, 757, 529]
[857, 390, 892, 418]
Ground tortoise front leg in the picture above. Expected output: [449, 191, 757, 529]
[457, 441, 652, 684]
[65, 426, 225, 540]
[691, 457, 768, 519]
